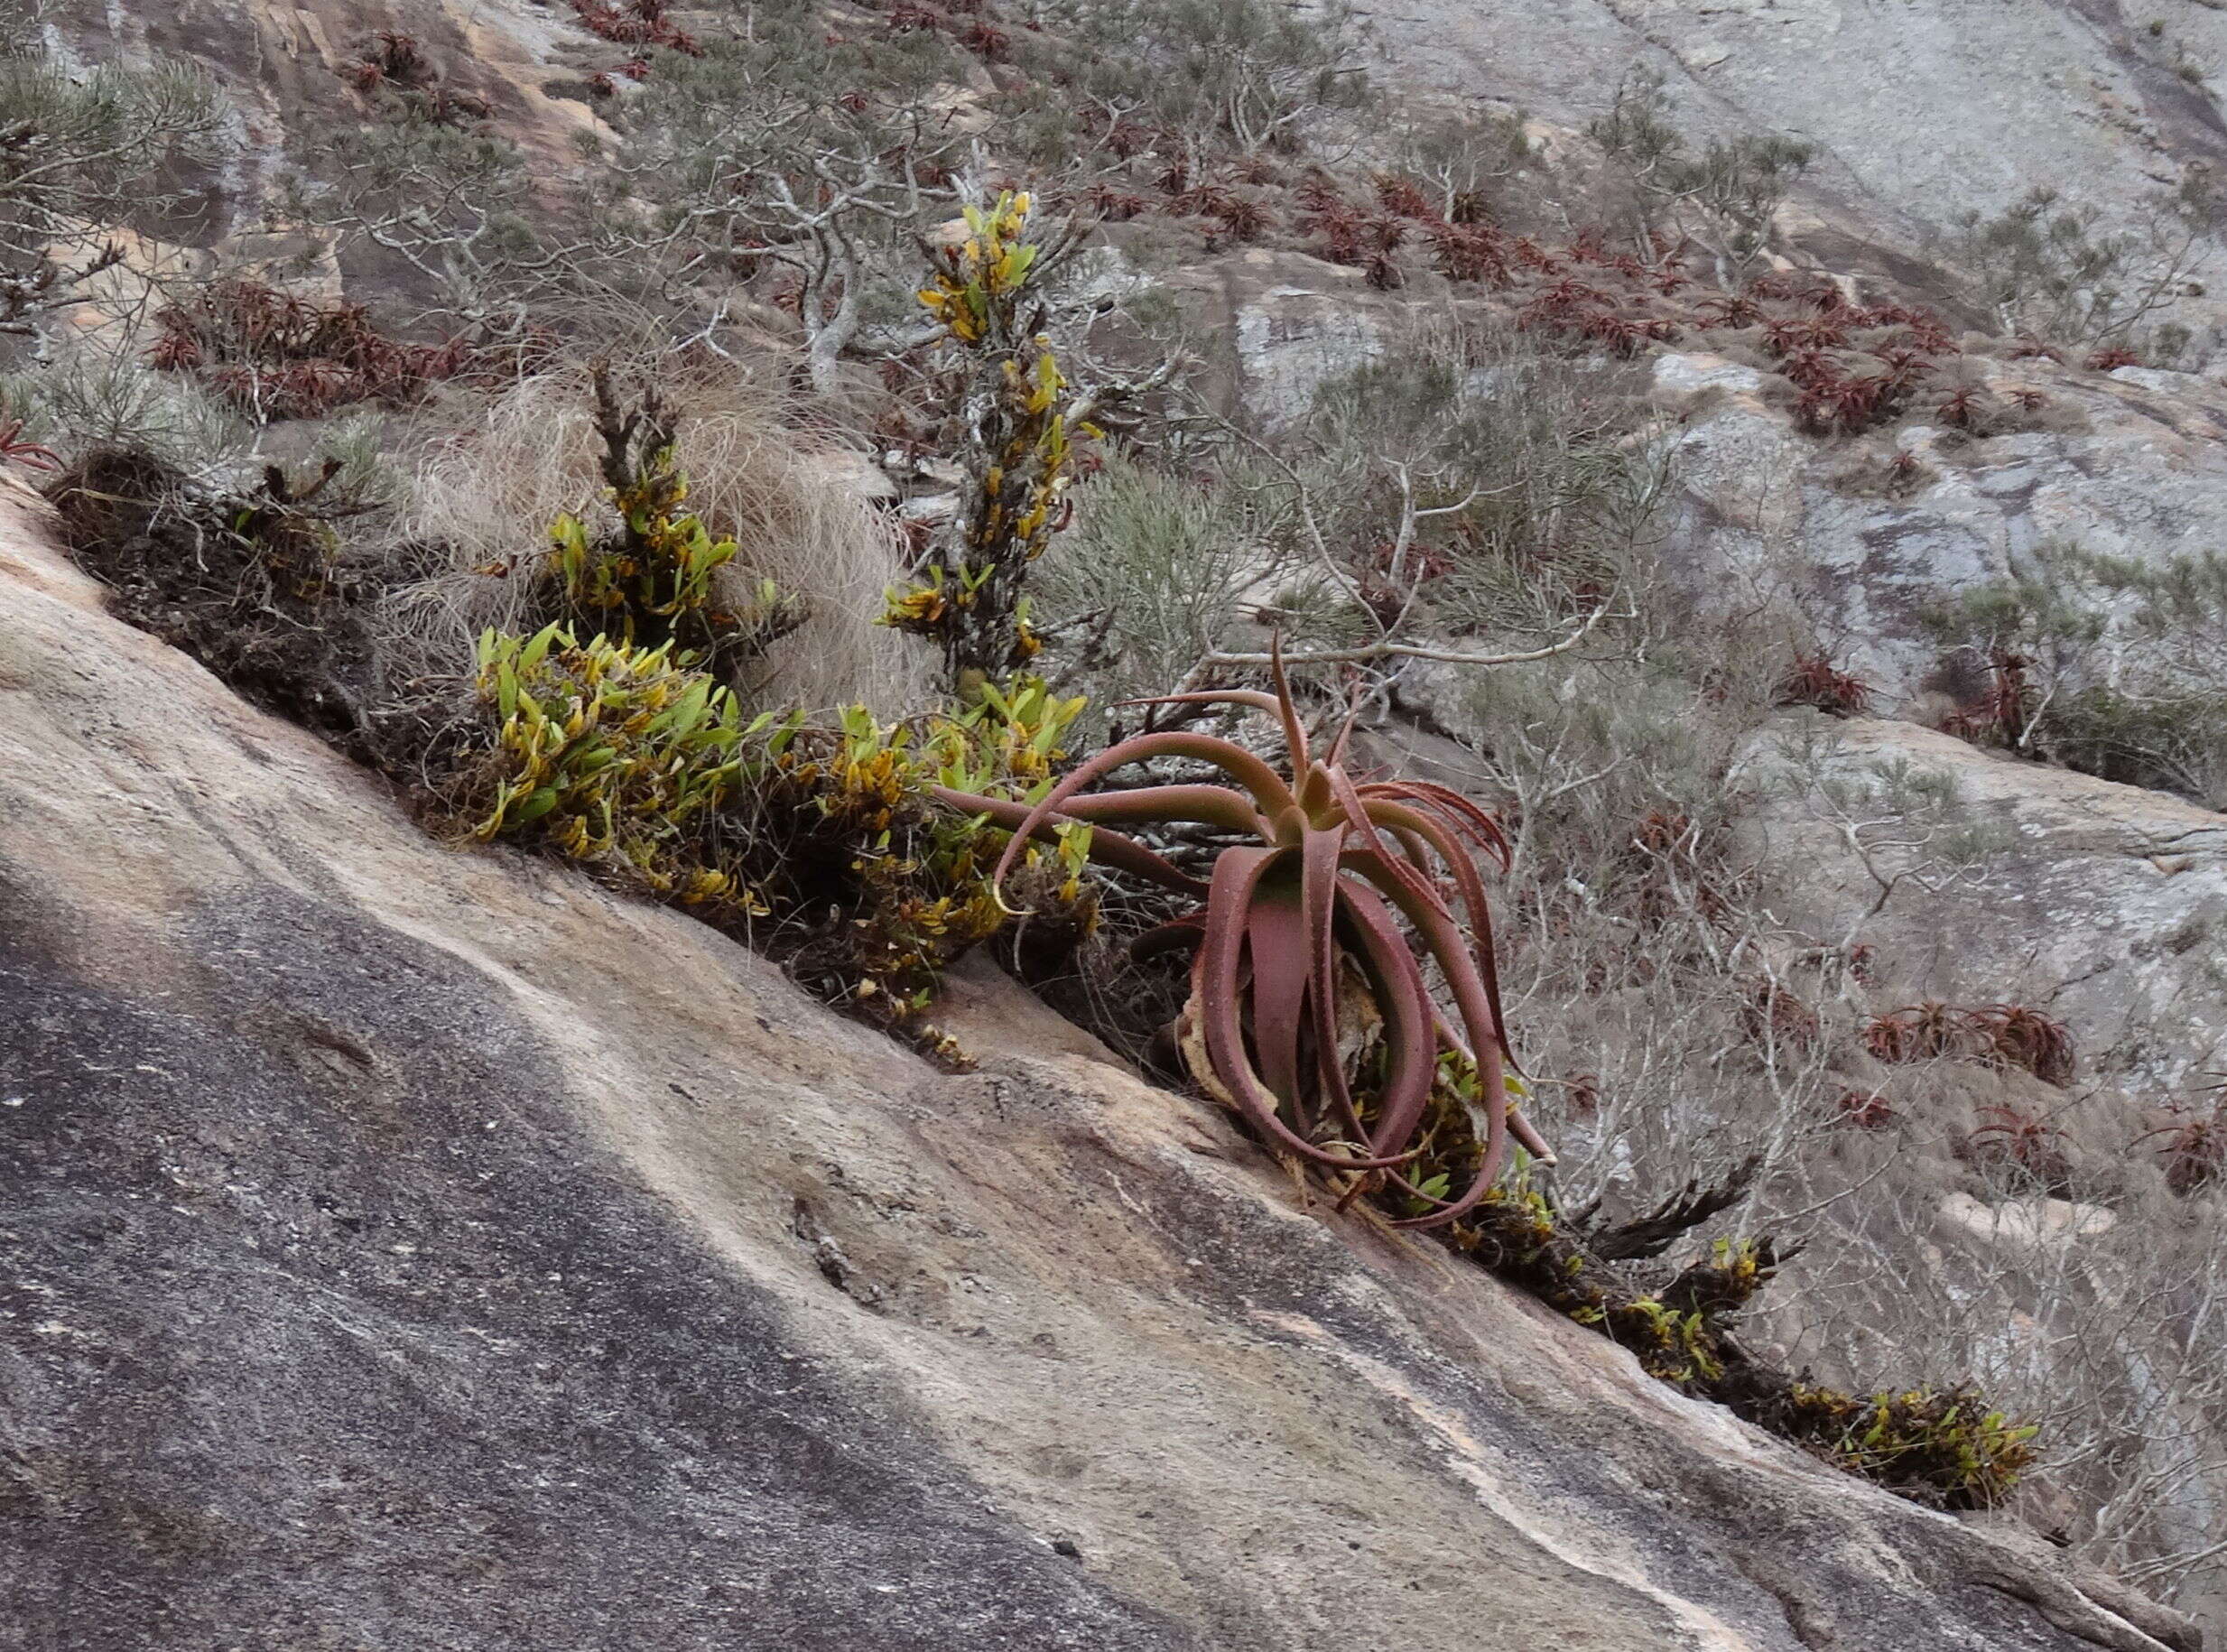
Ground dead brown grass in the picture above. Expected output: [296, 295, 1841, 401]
[383, 357, 933, 714]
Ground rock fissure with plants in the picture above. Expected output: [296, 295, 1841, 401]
[12, 0, 2227, 1639]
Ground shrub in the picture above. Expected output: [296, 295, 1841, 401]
[1926, 544, 2227, 808]
[1953, 181, 2208, 349]
[1588, 68, 1812, 284]
[540, 368, 809, 674]
[0, 47, 227, 339]
[884, 191, 1100, 682]
[1026, 0, 1371, 156]
[1030, 454, 1255, 722]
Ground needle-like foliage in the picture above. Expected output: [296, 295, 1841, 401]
[936, 652, 1547, 1227]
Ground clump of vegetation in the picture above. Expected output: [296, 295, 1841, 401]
[1775, 654, 1872, 716]
[42, 445, 410, 751]
[884, 192, 1112, 684]
[1864, 1001, 2075, 1086]
[469, 621, 1098, 1038]
[444, 363, 1096, 1041]
[149, 277, 493, 421]
[569, 0, 701, 57]
[1963, 1102, 2076, 1195]
[341, 30, 489, 126]
[2139, 1091, 2227, 1196]
[1453, 1169, 2037, 1508]
[470, 626, 769, 915]
[1773, 1384, 2038, 1508]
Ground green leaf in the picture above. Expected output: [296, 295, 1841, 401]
[513, 786, 561, 824]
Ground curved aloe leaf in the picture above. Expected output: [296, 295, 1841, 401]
[1362, 797, 1517, 1066]
[1243, 869, 1313, 1117]
[1332, 877, 1438, 1162]
[933, 786, 1205, 895]
[1197, 846, 1416, 1173]
[988, 730, 1300, 892]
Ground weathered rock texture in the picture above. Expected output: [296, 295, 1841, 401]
[1366, 0, 2227, 320]
[1650, 350, 2227, 704]
[1741, 714, 2227, 1091]
[0, 487, 2204, 1652]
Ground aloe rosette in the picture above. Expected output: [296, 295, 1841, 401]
[934, 660, 1548, 1228]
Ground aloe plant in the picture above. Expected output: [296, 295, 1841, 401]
[935, 657, 1548, 1228]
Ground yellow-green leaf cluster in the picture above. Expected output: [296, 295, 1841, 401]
[472, 623, 775, 917]
[545, 445, 800, 666]
[469, 623, 1099, 1029]
[895, 190, 1100, 676]
[1787, 1383, 2040, 1509]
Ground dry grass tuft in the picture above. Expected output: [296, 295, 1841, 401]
[383, 359, 933, 714]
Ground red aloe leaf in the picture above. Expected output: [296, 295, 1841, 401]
[985, 729, 1298, 891]
[1122, 681, 1315, 803]
[1198, 846, 1415, 1171]
[1333, 877, 1437, 1159]
[1359, 779, 1510, 870]
[931, 787, 1205, 896]
[1031, 783, 1269, 838]
[1244, 873, 1313, 1114]
[1361, 796, 1517, 1069]
[1301, 824, 1370, 1144]
[1130, 913, 1207, 963]
[1266, 635, 1313, 774]
[1340, 847, 1512, 1222]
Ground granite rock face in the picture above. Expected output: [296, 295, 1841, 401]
[1650, 351, 2227, 706]
[0, 489, 2201, 1650]
[1740, 714, 2227, 1091]
[1363, 0, 2227, 315]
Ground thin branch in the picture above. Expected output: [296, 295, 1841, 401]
[1205, 600, 1627, 670]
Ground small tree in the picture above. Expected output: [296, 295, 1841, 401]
[1590, 69, 1812, 284]
[1953, 181, 2212, 349]
[0, 28, 227, 339]
[883, 191, 1106, 687]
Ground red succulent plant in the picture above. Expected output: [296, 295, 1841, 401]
[1965, 1103, 2073, 1192]
[0, 417, 60, 471]
[934, 653, 1548, 1226]
[1775, 654, 1871, 716]
[2138, 1087, 2227, 1195]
